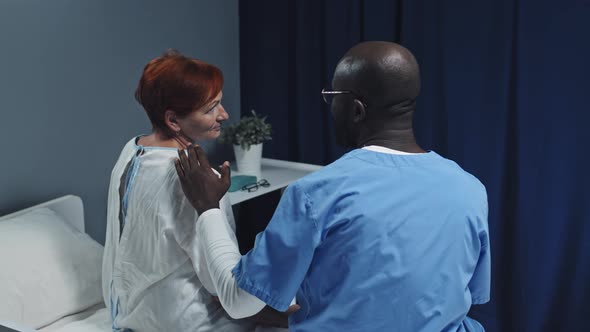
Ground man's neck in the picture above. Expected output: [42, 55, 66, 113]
[358, 129, 425, 153]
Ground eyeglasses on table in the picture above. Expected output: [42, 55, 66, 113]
[241, 179, 271, 192]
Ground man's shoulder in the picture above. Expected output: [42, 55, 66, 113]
[438, 157, 487, 198]
[290, 154, 356, 189]
[431, 157, 488, 216]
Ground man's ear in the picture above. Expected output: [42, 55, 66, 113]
[352, 99, 366, 123]
[164, 110, 181, 133]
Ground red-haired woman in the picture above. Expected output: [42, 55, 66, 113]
[101, 50, 268, 331]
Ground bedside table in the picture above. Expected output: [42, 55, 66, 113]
[229, 158, 323, 205]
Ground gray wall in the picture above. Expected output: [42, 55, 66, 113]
[0, 0, 240, 244]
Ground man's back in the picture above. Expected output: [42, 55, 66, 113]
[233, 148, 489, 331]
[289, 149, 489, 331]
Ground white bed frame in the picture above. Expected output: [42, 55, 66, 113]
[0, 195, 84, 233]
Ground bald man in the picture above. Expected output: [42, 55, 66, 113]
[175, 42, 490, 331]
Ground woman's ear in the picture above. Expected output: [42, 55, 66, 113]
[164, 110, 181, 133]
[352, 99, 367, 123]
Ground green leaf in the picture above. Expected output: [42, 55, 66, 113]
[219, 109, 272, 150]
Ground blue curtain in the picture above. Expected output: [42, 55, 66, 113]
[239, 1, 590, 331]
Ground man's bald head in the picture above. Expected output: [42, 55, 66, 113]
[333, 41, 420, 109]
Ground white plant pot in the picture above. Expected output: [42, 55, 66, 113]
[233, 143, 263, 178]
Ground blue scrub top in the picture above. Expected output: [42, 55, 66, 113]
[233, 149, 490, 332]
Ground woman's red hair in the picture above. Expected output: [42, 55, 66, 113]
[135, 49, 224, 136]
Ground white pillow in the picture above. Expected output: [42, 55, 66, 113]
[0, 207, 104, 329]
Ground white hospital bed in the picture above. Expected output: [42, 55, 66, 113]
[0, 196, 289, 332]
[0, 195, 110, 332]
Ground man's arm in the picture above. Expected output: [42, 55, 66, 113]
[175, 145, 300, 320]
[194, 208, 266, 318]
[230, 181, 321, 312]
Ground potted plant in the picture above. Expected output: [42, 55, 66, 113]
[220, 110, 272, 177]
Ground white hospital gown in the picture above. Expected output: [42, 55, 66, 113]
[102, 137, 256, 332]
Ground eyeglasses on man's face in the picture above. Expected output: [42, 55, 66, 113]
[241, 179, 271, 192]
[321, 88, 368, 108]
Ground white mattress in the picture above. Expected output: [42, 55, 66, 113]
[38, 304, 110, 332]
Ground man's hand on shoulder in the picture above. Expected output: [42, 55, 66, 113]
[174, 144, 231, 215]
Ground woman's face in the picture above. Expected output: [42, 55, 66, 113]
[177, 91, 228, 142]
